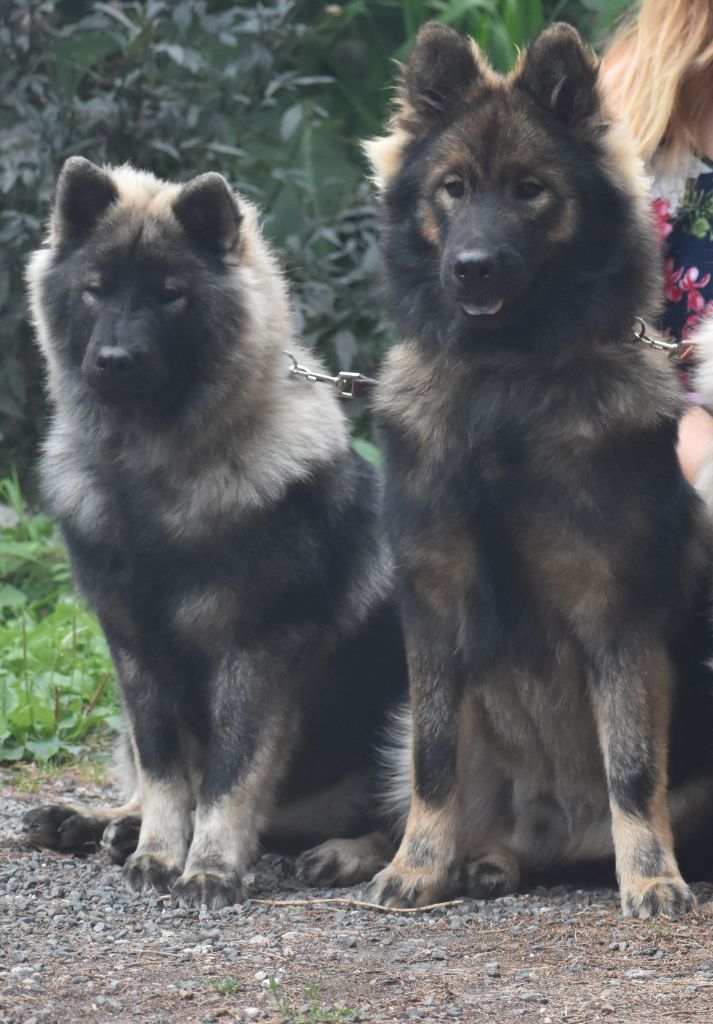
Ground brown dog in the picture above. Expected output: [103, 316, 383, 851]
[352, 22, 713, 918]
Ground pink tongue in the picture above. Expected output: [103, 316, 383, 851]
[462, 299, 503, 316]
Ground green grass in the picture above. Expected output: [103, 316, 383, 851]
[9, 757, 110, 793]
[211, 977, 243, 995]
[0, 474, 120, 763]
[272, 980, 360, 1024]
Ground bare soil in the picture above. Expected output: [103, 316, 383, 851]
[1, 767, 712, 1024]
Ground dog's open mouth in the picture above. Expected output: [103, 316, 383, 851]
[461, 300, 504, 317]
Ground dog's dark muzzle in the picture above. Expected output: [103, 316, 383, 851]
[448, 248, 506, 317]
[83, 343, 158, 399]
[443, 240, 532, 323]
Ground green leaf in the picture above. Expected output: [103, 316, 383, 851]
[0, 742, 25, 761]
[52, 30, 123, 94]
[25, 735, 62, 761]
[503, 0, 544, 48]
[691, 217, 711, 240]
[0, 584, 27, 608]
[352, 437, 383, 468]
[280, 104, 303, 143]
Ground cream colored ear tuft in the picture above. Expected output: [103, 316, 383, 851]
[362, 128, 411, 191]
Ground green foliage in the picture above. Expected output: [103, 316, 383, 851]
[211, 977, 244, 995]
[0, 476, 119, 762]
[1, 0, 629, 479]
[351, 435, 383, 467]
[677, 186, 713, 242]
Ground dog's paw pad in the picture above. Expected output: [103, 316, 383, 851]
[297, 837, 390, 888]
[622, 877, 696, 919]
[172, 871, 244, 911]
[22, 805, 103, 854]
[123, 852, 179, 895]
[102, 815, 141, 865]
[463, 855, 518, 899]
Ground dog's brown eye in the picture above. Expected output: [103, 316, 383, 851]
[159, 285, 184, 304]
[83, 282, 104, 300]
[516, 179, 544, 200]
[442, 178, 465, 199]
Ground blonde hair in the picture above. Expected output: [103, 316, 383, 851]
[602, 0, 713, 166]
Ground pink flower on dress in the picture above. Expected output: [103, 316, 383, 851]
[665, 258, 684, 302]
[680, 267, 711, 311]
[665, 261, 712, 308]
[652, 197, 673, 241]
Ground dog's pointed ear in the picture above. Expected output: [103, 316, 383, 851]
[514, 23, 599, 125]
[53, 157, 118, 246]
[399, 21, 487, 132]
[173, 173, 242, 254]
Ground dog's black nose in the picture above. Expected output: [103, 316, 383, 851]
[454, 251, 494, 283]
[95, 347, 133, 376]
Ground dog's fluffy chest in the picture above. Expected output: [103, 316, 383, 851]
[42, 434, 282, 650]
[378, 344, 692, 675]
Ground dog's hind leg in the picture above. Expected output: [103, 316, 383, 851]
[590, 644, 695, 919]
[462, 844, 520, 898]
[22, 797, 141, 856]
[268, 772, 395, 887]
[297, 832, 395, 888]
[22, 729, 140, 857]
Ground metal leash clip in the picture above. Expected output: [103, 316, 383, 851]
[284, 351, 375, 399]
[632, 317, 681, 359]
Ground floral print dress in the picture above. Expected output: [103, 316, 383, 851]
[651, 153, 713, 392]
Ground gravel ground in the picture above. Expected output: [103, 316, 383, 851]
[2, 767, 713, 1024]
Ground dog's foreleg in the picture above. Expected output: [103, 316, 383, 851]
[369, 606, 469, 908]
[117, 654, 194, 894]
[590, 645, 695, 919]
[172, 650, 295, 910]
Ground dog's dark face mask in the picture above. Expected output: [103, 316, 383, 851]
[376, 23, 651, 348]
[40, 158, 244, 421]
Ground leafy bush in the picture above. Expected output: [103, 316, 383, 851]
[1, 0, 628, 479]
[0, 475, 118, 761]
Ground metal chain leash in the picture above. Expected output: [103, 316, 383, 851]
[284, 351, 376, 399]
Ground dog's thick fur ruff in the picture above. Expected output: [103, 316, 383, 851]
[23, 158, 406, 908]
[329, 22, 713, 919]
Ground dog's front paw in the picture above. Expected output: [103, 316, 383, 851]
[621, 876, 696, 919]
[22, 805, 104, 854]
[297, 834, 392, 888]
[123, 852, 180, 894]
[368, 862, 450, 908]
[172, 870, 245, 910]
[102, 815, 141, 865]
